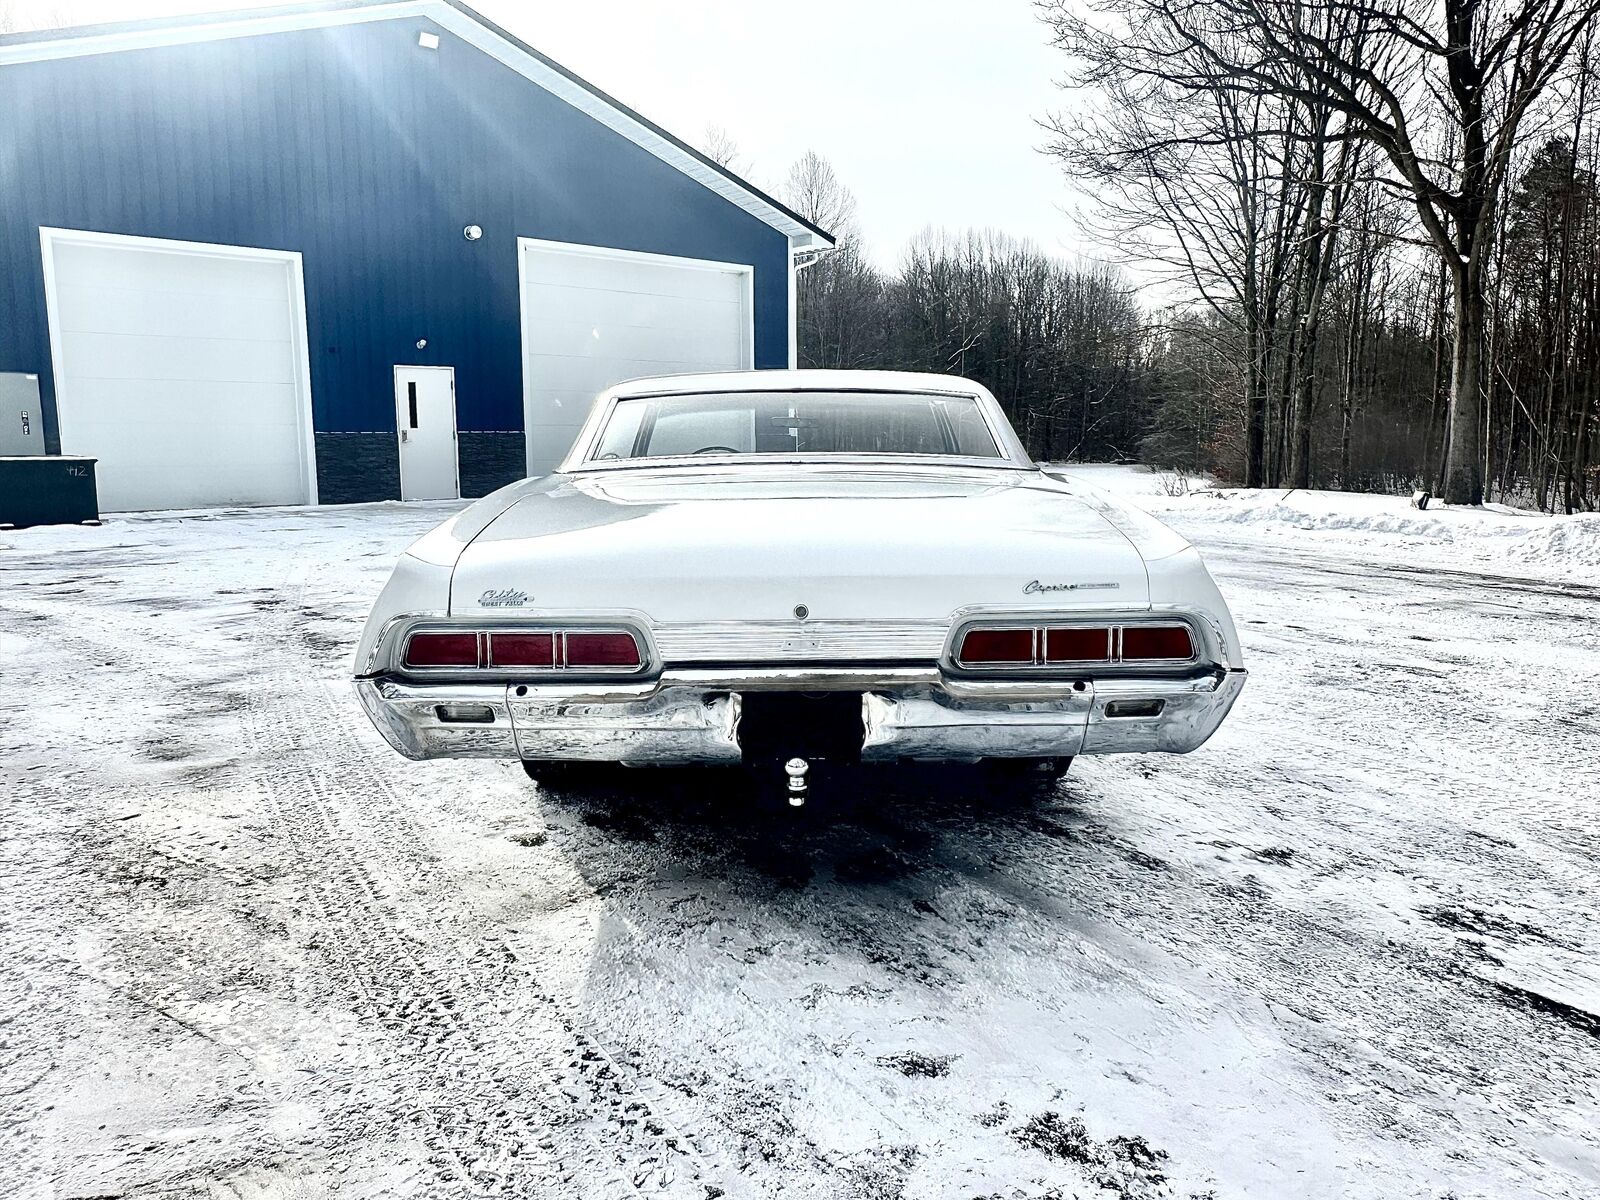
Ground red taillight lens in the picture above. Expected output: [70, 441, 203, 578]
[402, 628, 644, 671]
[1044, 627, 1112, 662]
[564, 632, 642, 667]
[959, 628, 1034, 664]
[957, 622, 1199, 670]
[404, 632, 480, 668]
[1121, 625, 1194, 660]
[488, 632, 556, 667]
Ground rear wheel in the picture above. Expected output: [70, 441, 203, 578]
[521, 760, 583, 786]
[984, 757, 1073, 787]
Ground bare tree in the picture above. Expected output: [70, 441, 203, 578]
[782, 151, 860, 242]
[1040, 24, 1318, 485]
[887, 230, 1154, 460]
[1043, 0, 1600, 503]
[780, 153, 883, 369]
[0, 1, 74, 33]
[700, 124, 746, 174]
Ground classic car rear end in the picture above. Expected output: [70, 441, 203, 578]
[353, 372, 1246, 791]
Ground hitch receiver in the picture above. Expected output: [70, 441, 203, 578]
[784, 757, 809, 807]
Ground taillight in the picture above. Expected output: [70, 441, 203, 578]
[401, 627, 644, 672]
[956, 622, 1197, 669]
[488, 632, 556, 667]
[1121, 625, 1194, 660]
[404, 632, 480, 668]
[1045, 627, 1113, 662]
[564, 632, 642, 668]
[959, 628, 1034, 664]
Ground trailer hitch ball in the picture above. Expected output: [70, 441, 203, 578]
[784, 757, 809, 807]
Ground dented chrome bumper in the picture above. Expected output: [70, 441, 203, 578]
[355, 666, 1246, 765]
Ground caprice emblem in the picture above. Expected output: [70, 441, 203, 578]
[1024, 579, 1121, 594]
[479, 589, 530, 608]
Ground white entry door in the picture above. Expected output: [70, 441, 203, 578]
[393, 366, 459, 501]
[518, 239, 753, 476]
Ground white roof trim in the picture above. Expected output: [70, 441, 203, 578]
[0, 0, 834, 250]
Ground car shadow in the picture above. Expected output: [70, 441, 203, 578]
[509, 765, 1173, 1192]
[528, 761, 1107, 896]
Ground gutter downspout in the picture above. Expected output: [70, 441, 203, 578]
[786, 241, 836, 370]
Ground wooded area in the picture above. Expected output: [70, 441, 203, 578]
[786, 0, 1600, 512]
[782, 153, 1156, 465]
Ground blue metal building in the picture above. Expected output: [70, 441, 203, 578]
[0, 0, 832, 511]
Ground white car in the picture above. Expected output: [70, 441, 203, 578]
[353, 370, 1246, 795]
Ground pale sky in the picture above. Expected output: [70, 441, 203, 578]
[7, 0, 1092, 267]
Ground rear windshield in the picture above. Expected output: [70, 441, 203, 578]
[588, 391, 1004, 462]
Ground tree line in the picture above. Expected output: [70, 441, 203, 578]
[1130, 127, 1600, 511]
[781, 154, 1157, 465]
[778, 0, 1600, 512]
[1036, 0, 1600, 511]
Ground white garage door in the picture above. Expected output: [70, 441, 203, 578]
[42, 229, 316, 512]
[519, 239, 753, 475]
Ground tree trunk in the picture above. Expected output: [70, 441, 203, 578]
[1272, 311, 1300, 487]
[1444, 272, 1487, 505]
[1289, 318, 1319, 488]
[1338, 283, 1366, 488]
[1429, 266, 1451, 493]
[1246, 314, 1267, 486]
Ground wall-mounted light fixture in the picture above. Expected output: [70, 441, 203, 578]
[463, 225, 483, 241]
[415, 338, 427, 350]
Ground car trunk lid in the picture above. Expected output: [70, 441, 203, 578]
[448, 467, 1150, 635]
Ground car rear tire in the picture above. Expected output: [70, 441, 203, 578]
[984, 757, 1073, 786]
[521, 760, 581, 786]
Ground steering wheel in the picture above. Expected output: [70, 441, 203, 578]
[692, 445, 740, 455]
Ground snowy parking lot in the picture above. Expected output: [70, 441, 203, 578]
[4, 469, 1599, 1199]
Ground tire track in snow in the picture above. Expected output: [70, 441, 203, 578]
[239, 582, 727, 1197]
[4, 578, 723, 1196]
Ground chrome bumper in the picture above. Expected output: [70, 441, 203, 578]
[355, 666, 1246, 765]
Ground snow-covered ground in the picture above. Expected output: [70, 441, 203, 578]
[1062, 463, 1600, 587]
[3, 470, 1598, 1199]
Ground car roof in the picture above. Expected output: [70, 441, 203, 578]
[606, 369, 995, 400]
[562, 369, 1033, 471]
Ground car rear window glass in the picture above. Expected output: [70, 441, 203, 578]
[589, 391, 1003, 461]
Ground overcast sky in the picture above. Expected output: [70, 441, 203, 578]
[10, 0, 1093, 267]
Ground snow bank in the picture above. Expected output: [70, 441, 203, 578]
[1053, 464, 1600, 585]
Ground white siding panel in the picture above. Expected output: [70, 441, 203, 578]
[526, 315, 744, 366]
[55, 281, 295, 343]
[526, 251, 744, 302]
[520, 241, 752, 476]
[45, 233, 313, 512]
[521, 286, 743, 332]
[59, 331, 299, 385]
[53, 240, 292, 298]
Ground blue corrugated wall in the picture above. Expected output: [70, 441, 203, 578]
[0, 15, 791, 499]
